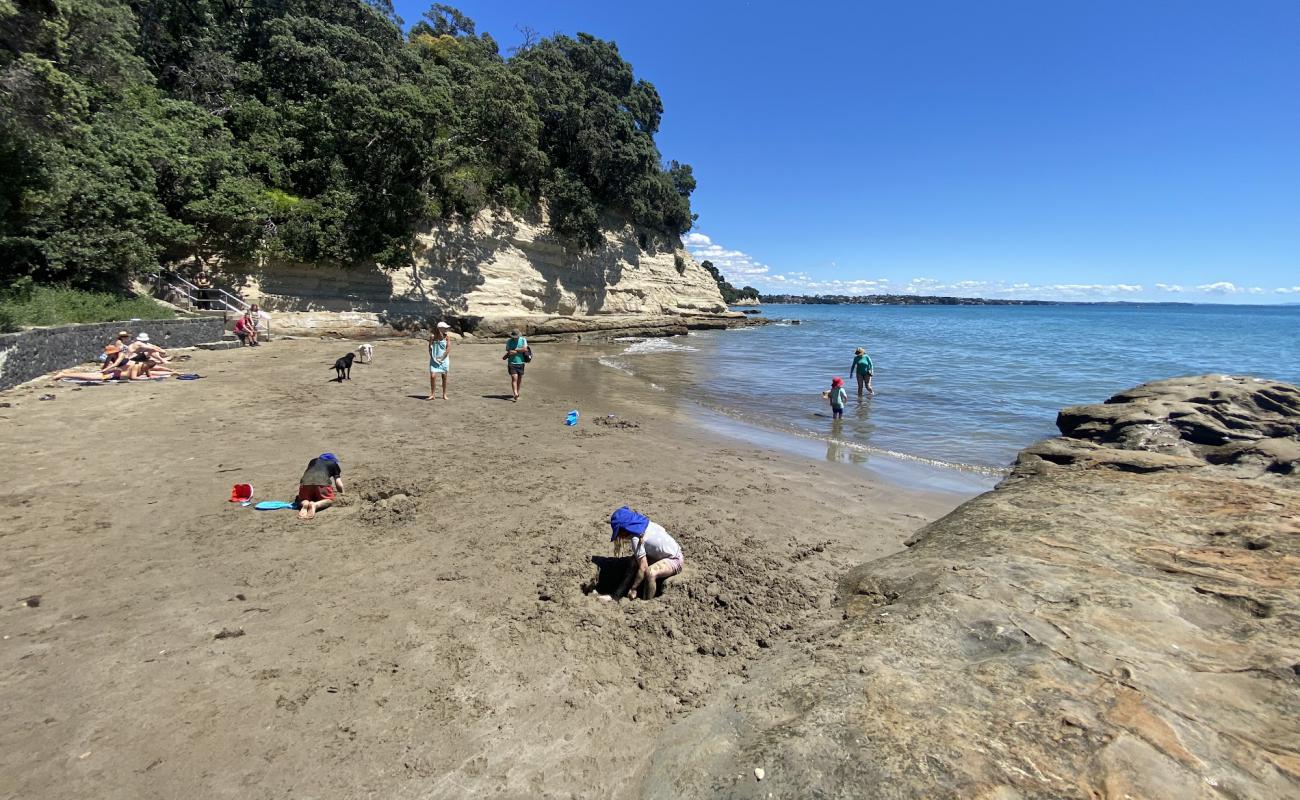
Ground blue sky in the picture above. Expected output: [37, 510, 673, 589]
[394, 1, 1299, 303]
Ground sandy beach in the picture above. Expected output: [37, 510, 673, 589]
[0, 336, 975, 799]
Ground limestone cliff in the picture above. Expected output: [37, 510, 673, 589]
[219, 209, 728, 336]
[643, 376, 1300, 799]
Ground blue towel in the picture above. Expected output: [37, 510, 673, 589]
[176, 373, 204, 380]
[254, 501, 297, 510]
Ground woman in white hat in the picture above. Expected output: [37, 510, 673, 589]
[427, 321, 452, 400]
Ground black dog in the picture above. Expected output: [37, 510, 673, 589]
[332, 352, 355, 381]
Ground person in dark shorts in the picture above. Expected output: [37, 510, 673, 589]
[849, 347, 874, 396]
[504, 328, 529, 402]
[297, 453, 344, 520]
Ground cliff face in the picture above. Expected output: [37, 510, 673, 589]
[643, 376, 1300, 799]
[220, 209, 727, 335]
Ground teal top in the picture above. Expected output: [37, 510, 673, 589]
[831, 387, 848, 409]
[506, 336, 528, 365]
[850, 353, 874, 376]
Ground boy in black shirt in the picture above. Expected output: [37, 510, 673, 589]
[297, 453, 344, 520]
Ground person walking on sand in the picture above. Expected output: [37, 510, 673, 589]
[605, 506, 684, 601]
[296, 452, 344, 520]
[427, 321, 452, 400]
[850, 347, 874, 396]
[823, 376, 848, 419]
[504, 328, 529, 402]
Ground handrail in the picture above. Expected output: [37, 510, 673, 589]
[169, 275, 247, 313]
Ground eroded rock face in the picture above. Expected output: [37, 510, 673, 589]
[220, 208, 728, 325]
[643, 376, 1300, 799]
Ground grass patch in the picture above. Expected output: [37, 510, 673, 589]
[0, 285, 175, 333]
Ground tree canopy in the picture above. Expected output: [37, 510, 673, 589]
[0, 0, 697, 287]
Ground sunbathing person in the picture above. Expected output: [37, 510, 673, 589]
[53, 362, 152, 381]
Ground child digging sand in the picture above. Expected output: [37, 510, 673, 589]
[296, 453, 344, 520]
[823, 376, 848, 419]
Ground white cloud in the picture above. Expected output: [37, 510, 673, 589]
[684, 233, 1291, 300]
[1196, 281, 1243, 294]
[683, 232, 771, 282]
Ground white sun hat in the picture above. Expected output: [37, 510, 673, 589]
[436, 321, 451, 329]
[136, 332, 150, 342]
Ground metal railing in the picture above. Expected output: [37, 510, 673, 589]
[153, 272, 272, 336]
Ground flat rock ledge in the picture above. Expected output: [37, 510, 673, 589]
[258, 311, 763, 340]
[643, 375, 1300, 799]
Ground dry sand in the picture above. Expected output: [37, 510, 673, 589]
[0, 336, 975, 799]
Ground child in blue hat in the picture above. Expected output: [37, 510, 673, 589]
[607, 506, 684, 600]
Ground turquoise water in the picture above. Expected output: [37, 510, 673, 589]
[599, 303, 1300, 474]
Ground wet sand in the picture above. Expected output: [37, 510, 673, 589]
[0, 336, 975, 799]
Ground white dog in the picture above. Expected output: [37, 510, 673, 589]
[357, 343, 374, 364]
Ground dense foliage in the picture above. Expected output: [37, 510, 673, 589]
[0, 0, 696, 288]
[0, 281, 175, 332]
[700, 260, 758, 305]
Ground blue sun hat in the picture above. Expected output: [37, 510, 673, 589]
[319, 452, 338, 462]
[609, 506, 650, 540]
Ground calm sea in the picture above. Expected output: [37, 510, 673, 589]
[598, 303, 1300, 480]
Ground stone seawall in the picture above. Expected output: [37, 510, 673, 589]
[0, 318, 225, 390]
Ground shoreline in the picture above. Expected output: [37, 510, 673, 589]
[0, 337, 975, 798]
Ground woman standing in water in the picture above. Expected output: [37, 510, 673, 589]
[428, 321, 451, 400]
[850, 347, 875, 396]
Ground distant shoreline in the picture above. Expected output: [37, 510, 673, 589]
[744, 295, 1294, 307]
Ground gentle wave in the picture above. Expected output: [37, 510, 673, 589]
[596, 355, 634, 375]
[620, 338, 699, 355]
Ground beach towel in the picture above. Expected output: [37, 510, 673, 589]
[254, 500, 297, 510]
[175, 373, 204, 380]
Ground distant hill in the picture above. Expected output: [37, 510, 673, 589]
[758, 294, 1059, 306]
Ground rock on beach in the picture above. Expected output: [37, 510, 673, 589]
[642, 375, 1300, 799]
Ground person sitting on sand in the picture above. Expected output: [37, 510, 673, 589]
[823, 376, 848, 419]
[296, 452, 344, 520]
[233, 312, 259, 346]
[504, 329, 528, 402]
[428, 321, 451, 400]
[850, 347, 874, 396]
[128, 333, 170, 365]
[606, 506, 684, 601]
[100, 343, 130, 370]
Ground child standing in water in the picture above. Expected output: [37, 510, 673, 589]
[824, 376, 848, 419]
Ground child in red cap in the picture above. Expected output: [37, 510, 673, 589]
[824, 376, 848, 419]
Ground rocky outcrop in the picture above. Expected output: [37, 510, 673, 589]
[643, 376, 1300, 799]
[251, 310, 759, 340]
[217, 208, 728, 337]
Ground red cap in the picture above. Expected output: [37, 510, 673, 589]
[832, 376, 844, 387]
